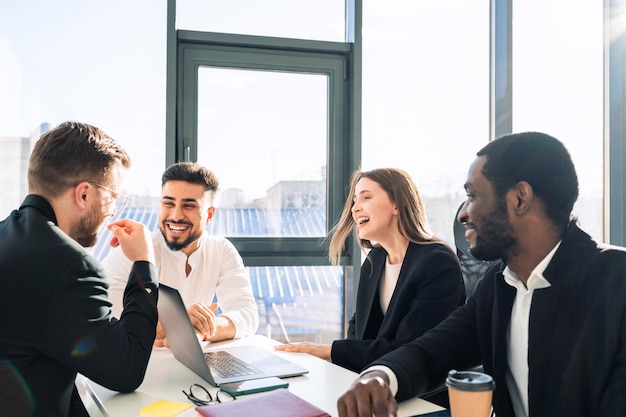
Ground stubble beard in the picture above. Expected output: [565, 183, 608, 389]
[72, 207, 104, 247]
[469, 199, 516, 262]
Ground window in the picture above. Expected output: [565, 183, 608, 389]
[173, 19, 356, 342]
[361, 1, 490, 248]
[177, 0, 345, 42]
[0, 1, 167, 220]
[512, 0, 603, 242]
[2, 1, 623, 347]
[197, 67, 328, 237]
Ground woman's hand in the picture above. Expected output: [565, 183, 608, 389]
[274, 341, 332, 361]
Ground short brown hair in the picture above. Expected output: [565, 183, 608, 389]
[28, 121, 131, 198]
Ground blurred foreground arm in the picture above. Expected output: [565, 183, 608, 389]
[337, 370, 397, 417]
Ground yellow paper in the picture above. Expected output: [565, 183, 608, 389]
[139, 400, 193, 417]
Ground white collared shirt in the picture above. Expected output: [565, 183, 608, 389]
[102, 229, 259, 338]
[502, 242, 559, 417]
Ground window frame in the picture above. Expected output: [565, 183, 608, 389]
[167, 20, 360, 267]
[164, 0, 626, 330]
[606, 0, 626, 245]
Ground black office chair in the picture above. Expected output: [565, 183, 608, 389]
[420, 203, 498, 408]
[453, 202, 498, 299]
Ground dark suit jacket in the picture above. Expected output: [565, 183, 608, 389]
[331, 242, 465, 373]
[374, 223, 626, 417]
[0, 195, 159, 416]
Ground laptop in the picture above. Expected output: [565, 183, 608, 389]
[157, 283, 309, 386]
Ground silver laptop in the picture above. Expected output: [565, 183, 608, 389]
[157, 283, 308, 386]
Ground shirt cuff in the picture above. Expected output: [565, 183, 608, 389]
[360, 365, 398, 396]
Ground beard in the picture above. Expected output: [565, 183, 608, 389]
[71, 206, 104, 247]
[469, 199, 517, 262]
[159, 222, 202, 252]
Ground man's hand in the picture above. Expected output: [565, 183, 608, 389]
[153, 321, 170, 348]
[188, 302, 219, 341]
[274, 341, 332, 361]
[153, 319, 205, 348]
[107, 219, 155, 264]
[156, 302, 235, 347]
[337, 371, 397, 417]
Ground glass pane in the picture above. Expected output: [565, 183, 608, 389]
[177, 0, 346, 42]
[91, 206, 346, 344]
[0, 1, 166, 221]
[361, 1, 490, 249]
[197, 67, 328, 237]
[251, 265, 345, 343]
[512, 0, 603, 242]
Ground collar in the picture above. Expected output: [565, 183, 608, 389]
[503, 241, 560, 290]
[20, 194, 58, 225]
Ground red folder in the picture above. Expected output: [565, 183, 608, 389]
[195, 388, 331, 417]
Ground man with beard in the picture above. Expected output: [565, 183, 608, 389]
[336, 132, 626, 417]
[0, 121, 159, 416]
[103, 162, 258, 345]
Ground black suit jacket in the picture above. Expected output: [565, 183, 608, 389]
[373, 223, 626, 417]
[0, 195, 159, 416]
[331, 242, 465, 372]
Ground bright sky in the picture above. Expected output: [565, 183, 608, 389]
[0, 0, 167, 199]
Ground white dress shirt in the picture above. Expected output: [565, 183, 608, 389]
[102, 229, 259, 338]
[502, 242, 558, 417]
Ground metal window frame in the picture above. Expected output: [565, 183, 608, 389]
[165, 0, 626, 329]
[166, 0, 361, 270]
[490, 0, 625, 244]
[605, 0, 626, 245]
[173, 33, 354, 264]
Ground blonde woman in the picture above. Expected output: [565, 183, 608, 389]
[275, 168, 465, 372]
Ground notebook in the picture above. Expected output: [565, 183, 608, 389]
[195, 388, 330, 417]
[157, 283, 308, 386]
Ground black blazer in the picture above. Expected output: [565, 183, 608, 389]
[331, 242, 465, 372]
[374, 223, 626, 417]
[0, 195, 159, 416]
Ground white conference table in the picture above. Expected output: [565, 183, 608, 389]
[80, 335, 445, 417]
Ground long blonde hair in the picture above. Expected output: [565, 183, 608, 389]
[328, 168, 452, 265]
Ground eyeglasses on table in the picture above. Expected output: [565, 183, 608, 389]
[182, 383, 237, 406]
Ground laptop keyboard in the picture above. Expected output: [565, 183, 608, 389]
[204, 350, 263, 378]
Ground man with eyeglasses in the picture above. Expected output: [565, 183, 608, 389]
[0, 121, 159, 416]
[103, 162, 258, 345]
[90, 182, 133, 221]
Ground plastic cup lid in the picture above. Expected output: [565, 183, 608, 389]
[445, 369, 495, 391]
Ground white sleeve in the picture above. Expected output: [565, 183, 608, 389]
[360, 365, 399, 396]
[214, 240, 259, 338]
[100, 246, 135, 318]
